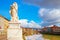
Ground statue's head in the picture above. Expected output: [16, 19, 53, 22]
[14, 2, 17, 4]
[13, 2, 18, 10]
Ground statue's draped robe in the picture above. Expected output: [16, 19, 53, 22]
[10, 2, 18, 22]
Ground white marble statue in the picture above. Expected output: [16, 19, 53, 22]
[9, 2, 18, 22]
[7, 2, 23, 40]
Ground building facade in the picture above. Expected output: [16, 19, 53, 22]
[0, 15, 9, 32]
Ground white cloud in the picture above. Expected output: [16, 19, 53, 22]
[19, 19, 41, 28]
[29, 21, 41, 28]
[39, 8, 60, 26]
[19, 19, 28, 27]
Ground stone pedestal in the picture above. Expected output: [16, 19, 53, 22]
[7, 22, 23, 40]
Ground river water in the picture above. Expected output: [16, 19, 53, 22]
[25, 34, 60, 40]
[43, 34, 60, 40]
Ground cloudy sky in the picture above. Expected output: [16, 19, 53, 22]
[19, 19, 41, 28]
[23, 0, 60, 27]
[0, 0, 60, 27]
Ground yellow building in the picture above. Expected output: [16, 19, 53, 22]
[0, 15, 9, 32]
[22, 27, 40, 40]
